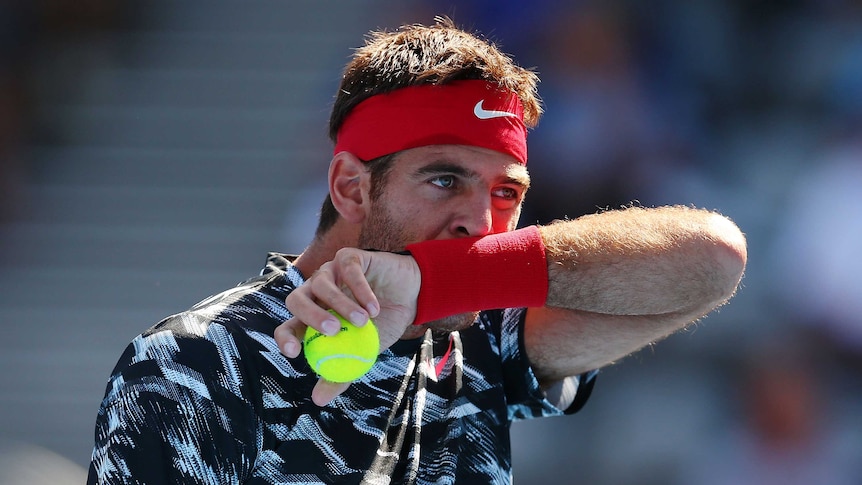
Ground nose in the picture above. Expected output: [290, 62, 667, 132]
[452, 195, 494, 237]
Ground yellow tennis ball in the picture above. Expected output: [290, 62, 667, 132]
[303, 310, 379, 383]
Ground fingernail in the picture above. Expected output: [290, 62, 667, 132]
[366, 303, 379, 318]
[282, 341, 298, 356]
[350, 311, 368, 326]
[321, 318, 340, 335]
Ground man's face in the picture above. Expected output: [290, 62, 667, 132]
[356, 144, 530, 335]
[357, 144, 530, 252]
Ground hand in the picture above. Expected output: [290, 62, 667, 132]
[274, 247, 421, 405]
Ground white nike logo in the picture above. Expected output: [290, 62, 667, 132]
[473, 100, 518, 120]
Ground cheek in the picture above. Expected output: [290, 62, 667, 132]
[493, 207, 522, 233]
[399, 205, 447, 236]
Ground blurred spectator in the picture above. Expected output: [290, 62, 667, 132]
[768, 6, 862, 353]
[769, 142, 862, 354]
[0, 1, 36, 222]
[522, 2, 669, 223]
[679, 336, 862, 485]
[0, 0, 125, 223]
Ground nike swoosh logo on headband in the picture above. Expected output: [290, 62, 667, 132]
[473, 100, 518, 120]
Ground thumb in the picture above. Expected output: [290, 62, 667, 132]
[311, 379, 352, 407]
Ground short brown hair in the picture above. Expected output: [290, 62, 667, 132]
[315, 17, 542, 237]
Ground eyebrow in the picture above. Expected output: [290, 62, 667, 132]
[503, 166, 531, 190]
[414, 161, 476, 179]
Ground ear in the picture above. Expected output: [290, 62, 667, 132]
[328, 151, 370, 224]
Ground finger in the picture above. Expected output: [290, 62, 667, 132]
[333, 249, 380, 321]
[307, 261, 372, 328]
[273, 317, 306, 358]
[311, 379, 352, 407]
[286, 290, 342, 337]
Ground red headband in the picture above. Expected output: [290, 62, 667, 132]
[334, 80, 528, 164]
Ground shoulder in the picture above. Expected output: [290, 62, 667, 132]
[106, 271, 296, 401]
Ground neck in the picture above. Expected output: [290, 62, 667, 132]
[293, 221, 359, 280]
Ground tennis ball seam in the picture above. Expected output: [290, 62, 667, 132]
[313, 354, 376, 365]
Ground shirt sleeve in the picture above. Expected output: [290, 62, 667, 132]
[496, 307, 597, 420]
[88, 318, 258, 485]
[544, 370, 599, 415]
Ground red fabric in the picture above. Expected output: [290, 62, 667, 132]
[334, 80, 528, 164]
[405, 226, 548, 325]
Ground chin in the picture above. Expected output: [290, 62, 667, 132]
[400, 311, 481, 339]
[428, 311, 481, 333]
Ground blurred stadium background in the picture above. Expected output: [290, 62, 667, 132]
[1, 1, 861, 483]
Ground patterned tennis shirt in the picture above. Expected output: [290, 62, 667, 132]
[88, 253, 595, 484]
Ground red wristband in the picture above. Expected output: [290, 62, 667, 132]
[404, 226, 549, 325]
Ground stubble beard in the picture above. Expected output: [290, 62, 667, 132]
[357, 200, 478, 338]
[357, 199, 409, 254]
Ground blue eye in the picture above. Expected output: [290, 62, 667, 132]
[430, 176, 456, 189]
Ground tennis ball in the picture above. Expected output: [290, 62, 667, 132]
[303, 310, 379, 383]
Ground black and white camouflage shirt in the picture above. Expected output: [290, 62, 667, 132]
[88, 253, 595, 484]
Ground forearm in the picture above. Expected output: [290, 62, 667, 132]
[525, 207, 747, 381]
[278, 206, 746, 391]
[541, 205, 747, 317]
[406, 205, 746, 324]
